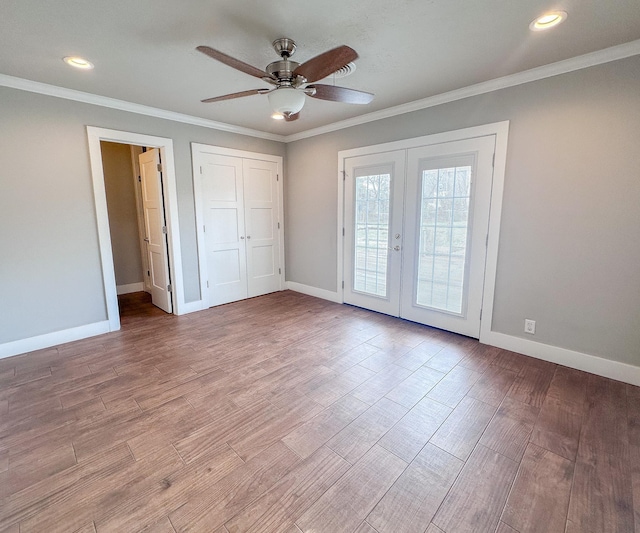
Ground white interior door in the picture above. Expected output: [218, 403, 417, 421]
[201, 154, 248, 306]
[139, 148, 172, 313]
[400, 136, 496, 337]
[343, 151, 405, 315]
[243, 158, 281, 298]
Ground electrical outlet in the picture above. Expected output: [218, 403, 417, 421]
[524, 319, 536, 335]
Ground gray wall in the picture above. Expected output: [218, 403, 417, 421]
[285, 56, 640, 366]
[101, 141, 143, 287]
[0, 87, 285, 343]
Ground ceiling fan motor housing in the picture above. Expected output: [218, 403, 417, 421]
[266, 60, 301, 84]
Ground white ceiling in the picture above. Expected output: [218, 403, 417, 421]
[2, 0, 640, 135]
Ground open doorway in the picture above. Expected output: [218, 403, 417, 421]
[101, 141, 172, 319]
[87, 127, 187, 333]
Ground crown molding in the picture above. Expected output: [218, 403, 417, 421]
[0, 74, 286, 143]
[2, 39, 639, 144]
[283, 39, 640, 143]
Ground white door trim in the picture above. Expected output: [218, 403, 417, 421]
[191, 143, 285, 308]
[338, 121, 509, 343]
[87, 126, 186, 332]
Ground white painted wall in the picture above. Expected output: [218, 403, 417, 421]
[284, 56, 640, 368]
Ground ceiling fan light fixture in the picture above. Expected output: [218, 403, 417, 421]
[271, 112, 285, 120]
[529, 11, 567, 31]
[63, 56, 94, 69]
[267, 87, 306, 116]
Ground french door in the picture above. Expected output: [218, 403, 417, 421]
[343, 135, 496, 338]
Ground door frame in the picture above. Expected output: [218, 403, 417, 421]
[191, 143, 285, 308]
[337, 121, 509, 342]
[87, 126, 185, 332]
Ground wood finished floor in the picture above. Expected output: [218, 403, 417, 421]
[0, 291, 637, 533]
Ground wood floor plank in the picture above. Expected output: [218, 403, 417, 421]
[502, 443, 574, 533]
[224, 446, 350, 533]
[20, 446, 184, 533]
[282, 395, 369, 459]
[479, 396, 539, 462]
[426, 365, 482, 408]
[495, 522, 519, 533]
[0, 291, 637, 533]
[467, 364, 518, 407]
[385, 366, 445, 408]
[296, 445, 407, 533]
[530, 396, 583, 461]
[432, 444, 519, 533]
[169, 441, 300, 533]
[350, 364, 413, 405]
[393, 341, 443, 371]
[305, 364, 376, 407]
[94, 442, 244, 532]
[507, 365, 554, 408]
[378, 396, 452, 463]
[0, 443, 134, 531]
[367, 443, 463, 533]
[429, 396, 497, 460]
[326, 397, 407, 463]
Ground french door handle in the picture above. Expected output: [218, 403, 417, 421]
[144, 237, 150, 242]
[392, 245, 401, 251]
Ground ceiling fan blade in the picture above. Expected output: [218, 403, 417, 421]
[308, 84, 374, 104]
[293, 45, 358, 83]
[284, 112, 300, 122]
[201, 88, 270, 103]
[197, 45, 273, 80]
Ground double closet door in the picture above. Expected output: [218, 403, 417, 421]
[198, 153, 282, 307]
[343, 135, 496, 338]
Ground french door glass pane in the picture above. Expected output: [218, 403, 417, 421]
[354, 173, 391, 297]
[416, 162, 472, 314]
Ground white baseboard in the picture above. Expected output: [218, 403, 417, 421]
[0, 321, 112, 360]
[116, 282, 145, 295]
[481, 330, 640, 387]
[177, 300, 207, 315]
[286, 282, 341, 303]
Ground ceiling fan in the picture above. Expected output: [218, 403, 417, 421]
[196, 38, 374, 121]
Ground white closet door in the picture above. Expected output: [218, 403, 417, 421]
[201, 154, 248, 306]
[243, 158, 281, 298]
[139, 148, 172, 313]
[400, 135, 496, 337]
[343, 151, 406, 316]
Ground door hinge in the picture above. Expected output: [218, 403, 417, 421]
[342, 281, 345, 289]
[167, 284, 172, 293]
[277, 174, 279, 181]
[279, 268, 281, 275]
[162, 226, 167, 234]
[206, 280, 209, 288]
[342, 171, 346, 181]
[277, 222, 280, 229]
[203, 225, 206, 233]
[137, 175, 141, 182]
[157, 163, 163, 173]
[342, 227, 345, 237]
[200, 165, 203, 174]
[147, 270, 150, 277]
[480, 309, 483, 321]
[492, 153, 495, 167]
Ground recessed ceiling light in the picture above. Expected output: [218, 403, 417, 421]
[63, 56, 94, 69]
[530, 11, 567, 31]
